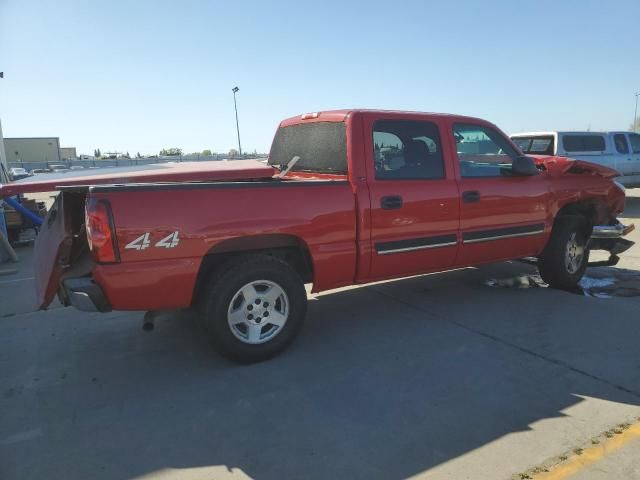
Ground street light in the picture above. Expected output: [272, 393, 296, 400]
[0, 71, 7, 185]
[232, 86, 242, 156]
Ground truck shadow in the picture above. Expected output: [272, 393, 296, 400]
[3, 262, 640, 480]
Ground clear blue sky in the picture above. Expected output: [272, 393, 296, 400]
[1, 0, 638, 155]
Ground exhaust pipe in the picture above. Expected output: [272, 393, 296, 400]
[143, 311, 156, 332]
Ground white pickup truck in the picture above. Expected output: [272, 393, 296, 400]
[510, 131, 640, 188]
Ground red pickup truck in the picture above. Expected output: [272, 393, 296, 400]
[4, 109, 634, 362]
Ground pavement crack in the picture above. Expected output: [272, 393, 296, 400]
[370, 286, 640, 399]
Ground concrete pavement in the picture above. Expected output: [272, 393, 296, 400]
[1, 193, 639, 480]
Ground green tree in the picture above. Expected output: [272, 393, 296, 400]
[228, 148, 239, 157]
[136, 152, 142, 158]
[202, 149, 212, 156]
[94, 148, 101, 158]
[159, 148, 183, 157]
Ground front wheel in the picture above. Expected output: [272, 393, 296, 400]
[538, 217, 589, 290]
[200, 254, 307, 363]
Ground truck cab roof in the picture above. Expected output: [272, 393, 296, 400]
[511, 131, 634, 137]
[279, 109, 491, 127]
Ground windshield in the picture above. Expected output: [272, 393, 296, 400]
[268, 122, 347, 174]
[512, 136, 555, 155]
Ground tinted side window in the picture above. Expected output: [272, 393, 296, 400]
[453, 124, 518, 177]
[614, 134, 629, 154]
[629, 133, 640, 154]
[373, 120, 445, 180]
[562, 135, 606, 152]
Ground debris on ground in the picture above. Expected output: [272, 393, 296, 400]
[484, 267, 640, 299]
[484, 274, 547, 289]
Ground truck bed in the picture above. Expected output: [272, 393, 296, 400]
[35, 178, 358, 310]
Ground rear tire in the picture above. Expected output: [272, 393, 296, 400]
[200, 254, 307, 363]
[538, 217, 589, 290]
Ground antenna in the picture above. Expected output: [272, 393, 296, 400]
[277, 156, 300, 178]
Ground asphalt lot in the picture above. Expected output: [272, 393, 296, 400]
[1, 192, 640, 480]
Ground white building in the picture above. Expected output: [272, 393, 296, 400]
[4, 137, 61, 164]
[60, 147, 77, 160]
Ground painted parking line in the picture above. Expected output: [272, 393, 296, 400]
[0, 276, 34, 285]
[534, 422, 640, 480]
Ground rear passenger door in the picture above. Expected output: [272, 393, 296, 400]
[628, 133, 640, 175]
[451, 122, 550, 265]
[367, 117, 459, 280]
[613, 133, 634, 175]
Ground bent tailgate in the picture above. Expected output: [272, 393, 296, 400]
[33, 192, 85, 309]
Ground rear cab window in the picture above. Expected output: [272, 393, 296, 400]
[268, 122, 347, 174]
[512, 136, 555, 155]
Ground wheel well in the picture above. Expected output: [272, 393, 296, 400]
[554, 200, 607, 234]
[192, 234, 313, 306]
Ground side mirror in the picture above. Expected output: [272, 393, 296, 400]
[512, 155, 539, 176]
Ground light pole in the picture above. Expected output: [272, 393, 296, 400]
[0, 71, 7, 184]
[634, 92, 640, 133]
[232, 86, 242, 156]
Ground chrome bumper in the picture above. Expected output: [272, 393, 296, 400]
[591, 223, 635, 239]
[588, 222, 635, 263]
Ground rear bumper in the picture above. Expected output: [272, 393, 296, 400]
[61, 277, 112, 312]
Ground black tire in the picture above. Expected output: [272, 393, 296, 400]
[538, 216, 589, 290]
[199, 254, 307, 363]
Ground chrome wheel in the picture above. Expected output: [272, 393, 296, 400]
[227, 280, 289, 345]
[565, 232, 585, 274]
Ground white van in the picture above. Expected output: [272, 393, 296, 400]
[510, 131, 640, 187]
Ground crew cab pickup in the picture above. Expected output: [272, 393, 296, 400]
[1, 110, 635, 362]
[510, 131, 640, 188]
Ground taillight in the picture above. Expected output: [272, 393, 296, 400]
[85, 198, 120, 264]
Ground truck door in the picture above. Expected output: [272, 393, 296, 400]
[613, 133, 634, 175]
[627, 133, 640, 175]
[366, 117, 460, 280]
[449, 121, 550, 265]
